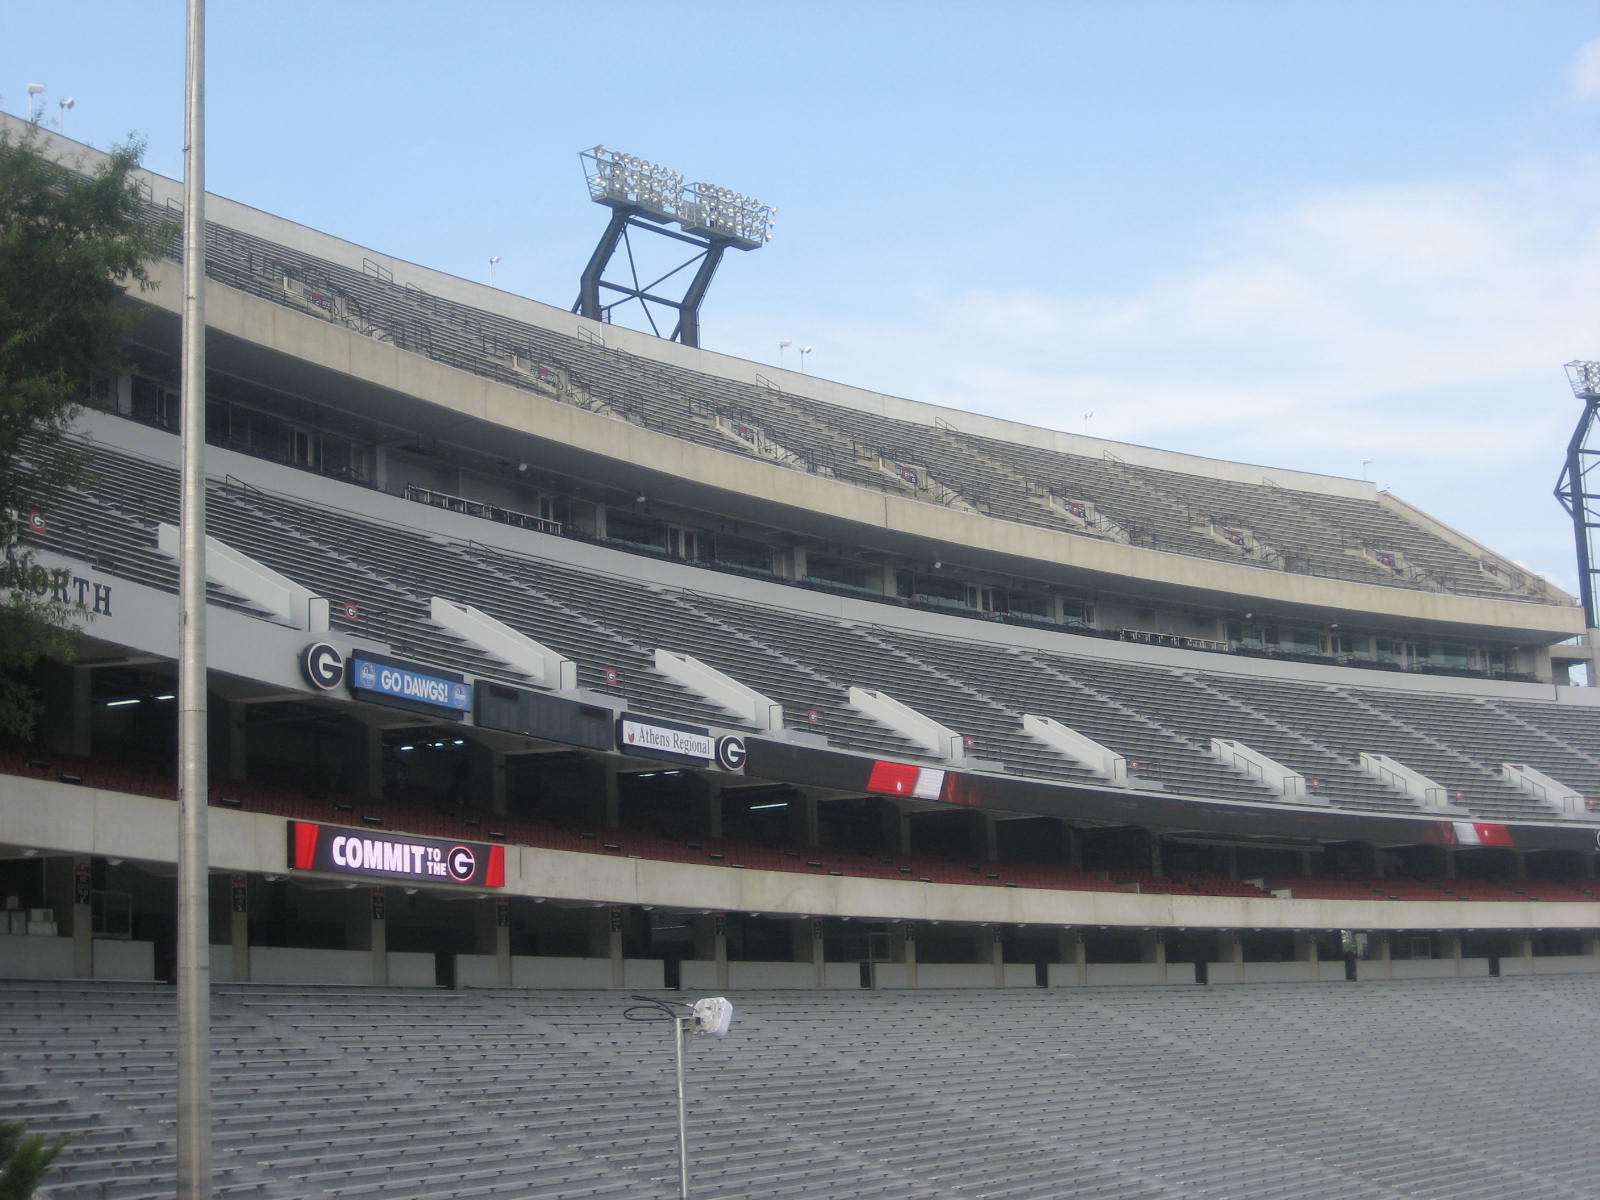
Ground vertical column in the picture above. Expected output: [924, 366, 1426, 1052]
[1438, 930, 1463, 975]
[225, 700, 249, 781]
[895, 810, 913, 855]
[609, 905, 625, 989]
[1508, 930, 1534, 963]
[36, 661, 93, 757]
[1579, 929, 1598, 959]
[981, 814, 999, 862]
[1299, 849, 1315, 876]
[990, 925, 1005, 987]
[1150, 837, 1164, 878]
[811, 918, 826, 988]
[1511, 851, 1528, 881]
[342, 715, 383, 800]
[900, 922, 917, 989]
[1442, 848, 1457, 880]
[1139, 929, 1166, 984]
[1057, 928, 1087, 986]
[229, 875, 250, 984]
[1365, 931, 1392, 980]
[497, 901, 512, 986]
[714, 913, 729, 990]
[71, 857, 93, 980]
[369, 888, 388, 986]
[1216, 930, 1244, 976]
[467, 741, 506, 814]
[1293, 930, 1318, 981]
[1063, 823, 1082, 870]
[1225, 845, 1239, 881]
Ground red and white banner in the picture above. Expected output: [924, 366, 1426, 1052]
[865, 760, 947, 801]
[1447, 821, 1514, 847]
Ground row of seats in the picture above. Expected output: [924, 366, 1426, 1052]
[30, 433, 1600, 821]
[13, 978, 1600, 1199]
[146, 202, 1558, 605]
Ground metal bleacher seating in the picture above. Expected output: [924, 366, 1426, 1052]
[13, 978, 1600, 1199]
[147, 202, 1559, 607]
[40, 431, 1600, 822]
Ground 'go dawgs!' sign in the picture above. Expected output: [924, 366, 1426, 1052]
[287, 821, 505, 888]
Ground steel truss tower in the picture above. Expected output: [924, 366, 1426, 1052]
[1556, 361, 1600, 628]
[573, 147, 775, 349]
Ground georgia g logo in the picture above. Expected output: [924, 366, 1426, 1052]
[300, 642, 346, 692]
[446, 845, 477, 883]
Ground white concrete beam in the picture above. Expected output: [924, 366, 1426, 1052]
[1022, 714, 1126, 783]
[849, 687, 961, 760]
[430, 596, 574, 690]
[157, 523, 327, 631]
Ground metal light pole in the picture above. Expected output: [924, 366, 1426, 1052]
[624, 994, 734, 1200]
[672, 1013, 690, 1199]
[176, 1, 212, 1196]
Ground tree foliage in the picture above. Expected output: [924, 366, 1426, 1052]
[0, 1119, 68, 1199]
[0, 120, 169, 738]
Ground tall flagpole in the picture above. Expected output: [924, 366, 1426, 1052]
[176, 0, 211, 1195]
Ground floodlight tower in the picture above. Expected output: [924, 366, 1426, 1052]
[1556, 361, 1600, 633]
[574, 146, 775, 348]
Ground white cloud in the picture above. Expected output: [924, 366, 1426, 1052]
[718, 160, 1600, 575]
[1573, 38, 1600, 99]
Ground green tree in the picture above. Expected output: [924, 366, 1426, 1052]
[0, 120, 168, 738]
[0, 1119, 68, 1199]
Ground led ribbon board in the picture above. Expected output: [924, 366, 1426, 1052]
[348, 653, 472, 719]
[287, 821, 505, 888]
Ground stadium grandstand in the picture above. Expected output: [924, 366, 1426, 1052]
[6, 115, 1600, 1198]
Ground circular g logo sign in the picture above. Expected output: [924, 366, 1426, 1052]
[300, 642, 346, 691]
[715, 735, 747, 773]
[447, 846, 477, 883]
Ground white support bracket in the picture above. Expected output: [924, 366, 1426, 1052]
[1021, 714, 1126, 784]
[654, 649, 783, 731]
[1210, 738, 1315, 802]
[1502, 762, 1587, 818]
[1359, 753, 1460, 810]
[849, 687, 961, 760]
[430, 596, 575, 690]
[157, 522, 327, 631]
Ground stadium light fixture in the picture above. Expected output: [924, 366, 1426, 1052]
[488, 255, 501, 285]
[57, 96, 73, 132]
[624, 994, 735, 1199]
[799, 346, 812, 374]
[25, 82, 44, 119]
[575, 145, 776, 347]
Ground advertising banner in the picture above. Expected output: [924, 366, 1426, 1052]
[287, 821, 505, 888]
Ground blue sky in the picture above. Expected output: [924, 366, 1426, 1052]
[5, 1, 1598, 591]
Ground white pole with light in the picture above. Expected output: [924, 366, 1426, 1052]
[624, 994, 735, 1199]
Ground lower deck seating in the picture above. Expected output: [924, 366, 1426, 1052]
[9, 977, 1600, 1199]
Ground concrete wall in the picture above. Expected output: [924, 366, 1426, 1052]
[233, 946, 434, 986]
[1499, 954, 1600, 976]
[7, 776, 1600, 935]
[0, 934, 151, 980]
[1364, 957, 1492, 980]
[498, 956, 663, 989]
